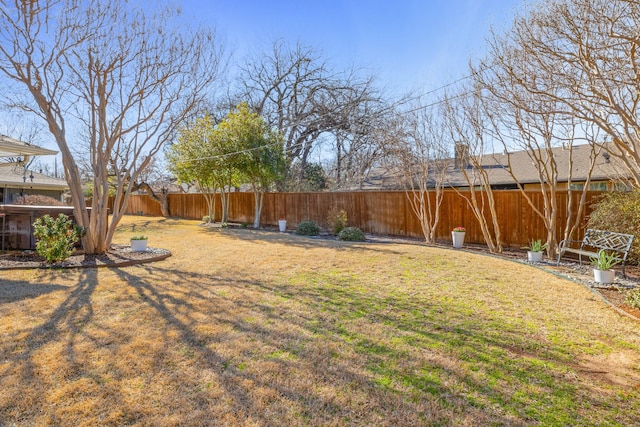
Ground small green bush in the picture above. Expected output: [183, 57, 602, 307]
[33, 214, 82, 263]
[338, 227, 365, 242]
[202, 215, 211, 223]
[626, 288, 640, 309]
[296, 220, 320, 236]
[588, 191, 640, 264]
[327, 206, 348, 235]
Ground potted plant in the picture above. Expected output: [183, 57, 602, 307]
[130, 235, 148, 252]
[590, 250, 620, 284]
[525, 239, 547, 263]
[278, 218, 287, 232]
[451, 226, 466, 248]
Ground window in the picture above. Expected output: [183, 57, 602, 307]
[589, 182, 608, 191]
[569, 183, 584, 191]
[614, 182, 634, 192]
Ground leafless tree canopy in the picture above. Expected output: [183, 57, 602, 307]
[381, 101, 449, 243]
[235, 41, 385, 189]
[480, 0, 640, 185]
[0, 0, 224, 253]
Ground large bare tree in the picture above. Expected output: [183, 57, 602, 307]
[0, 0, 224, 253]
[236, 40, 382, 189]
[382, 102, 449, 243]
[479, 0, 640, 186]
[443, 87, 504, 253]
[475, 71, 601, 256]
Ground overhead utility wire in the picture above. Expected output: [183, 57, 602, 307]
[173, 63, 496, 164]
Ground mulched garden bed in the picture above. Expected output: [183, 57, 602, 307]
[0, 244, 171, 269]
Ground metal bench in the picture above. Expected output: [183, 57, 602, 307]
[556, 229, 635, 277]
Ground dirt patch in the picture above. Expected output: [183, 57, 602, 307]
[577, 351, 640, 389]
[596, 288, 640, 319]
[0, 244, 171, 269]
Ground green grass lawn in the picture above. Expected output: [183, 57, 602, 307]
[1, 216, 639, 426]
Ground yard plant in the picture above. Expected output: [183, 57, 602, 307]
[1, 216, 639, 425]
[32, 213, 82, 263]
[590, 250, 621, 270]
[295, 220, 320, 236]
[327, 206, 348, 235]
[337, 226, 365, 241]
[526, 239, 548, 252]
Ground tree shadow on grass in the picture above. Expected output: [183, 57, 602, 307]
[0, 268, 99, 424]
[0, 280, 68, 303]
[2, 256, 636, 425]
[99, 262, 633, 425]
[197, 225, 406, 255]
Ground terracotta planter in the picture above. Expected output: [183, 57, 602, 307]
[452, 231, 465, 248]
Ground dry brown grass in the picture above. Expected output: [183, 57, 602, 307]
[1, 216, 639, 426]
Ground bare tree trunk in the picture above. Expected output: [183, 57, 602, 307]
[133, 182, 170, 217]
[0, 1, 223, 253]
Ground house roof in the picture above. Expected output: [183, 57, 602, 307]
[0, 134, 58, 157]
[444, 143, 626, 188]
[359, 143, 628, 190]
[0, 164, 68, 190]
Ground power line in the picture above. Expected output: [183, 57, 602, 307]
[169, 64, 496, 164]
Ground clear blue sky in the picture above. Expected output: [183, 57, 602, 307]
[184, 0, 524, 94]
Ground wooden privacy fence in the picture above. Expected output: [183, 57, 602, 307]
[118, 190, 606, 248]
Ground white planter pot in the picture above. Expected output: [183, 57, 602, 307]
[593, 268, 615, 284]
[278, 219, 287, 232]
[452, 231, 465, 248]
[527, 251, 544, 263]
[130, 239, 148, 252]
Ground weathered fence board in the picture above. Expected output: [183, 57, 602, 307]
[117, 190, 606, 248]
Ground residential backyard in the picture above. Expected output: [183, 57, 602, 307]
[1, 216, 639, 426]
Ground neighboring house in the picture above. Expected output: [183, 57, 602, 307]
[445, 143, 630, 192]
[360, 143, 631, 192]
[0, 134, 68, 203]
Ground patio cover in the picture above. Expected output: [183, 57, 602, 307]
[0, 134, 57, 157]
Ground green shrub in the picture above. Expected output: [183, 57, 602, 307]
[296, 220, 320, 236]
[327, 206, 348, 235]
[202, 215, 211, 223]
[625, 288, 640, 309]
[338, 226, 365, 241]
[33, 214, 82, 263]
[588, 191, 640, 264]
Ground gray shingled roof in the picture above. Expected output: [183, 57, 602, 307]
[0, 165, 68, 190]
[360, 143, 627, 190]
[444, 143, 626, 187]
